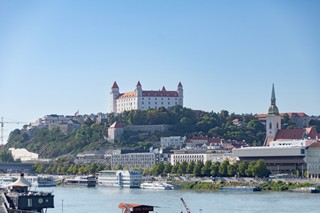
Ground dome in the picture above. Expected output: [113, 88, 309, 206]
[268, 105, 279, 115]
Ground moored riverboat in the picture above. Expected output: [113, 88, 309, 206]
[97, 170, 141, 188]
[1, 174, 54, 212]
[63, 175, 96, 187]
[140, 182, 174, 190]
[219, 186, 262, 191]
[289, 187, 320, 193]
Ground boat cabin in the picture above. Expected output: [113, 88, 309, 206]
[118, 203, 157, 213]
[2, 173, 54, 212]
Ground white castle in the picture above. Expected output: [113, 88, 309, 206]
[110, 81, 183, 113]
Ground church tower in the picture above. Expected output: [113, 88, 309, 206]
[110, 81, 120, 113]
[265, 83, 281, 145]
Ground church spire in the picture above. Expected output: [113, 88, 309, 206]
[271, 83, 276, 105]
[268, 83, 279, 115]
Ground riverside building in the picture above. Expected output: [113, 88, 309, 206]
[110, 81, 183, 113]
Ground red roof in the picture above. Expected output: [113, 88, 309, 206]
[118, 203, 155, 210]
[118, 91, 135, 99]
[142, 90, 178, 97]
[257, 112, 309, 118]
[274, 129, 305, 141]
[111, 81, 119, 89]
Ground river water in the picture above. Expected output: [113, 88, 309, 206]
[43, 186, 319, 213]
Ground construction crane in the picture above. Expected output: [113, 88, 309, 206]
[180, 197, 192, 213]
[0, 117, 26, 145]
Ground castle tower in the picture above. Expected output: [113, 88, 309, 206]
[135, 81, 142, 97]
[110, 81, 120, 113]
[265, 83, 281, 145]
[177, 82, 183, 106]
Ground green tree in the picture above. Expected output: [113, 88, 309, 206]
[210, 161, 220, 177]
[252, 160, 270, 177]
[163, 163, 172, 175]
[238, 161, 248, 177]
[177, 161, 188, 175]
[219, 160, 229, 177]
[201, 161, 212, 177]
[0, 150, 14, 163]
[227, 164, 237, 177]
[186, 161, 195, 174]
[193, 161, 204, 177]
[245, 161, 256, 177]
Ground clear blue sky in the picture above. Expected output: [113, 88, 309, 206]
[1, 0, 319, 143]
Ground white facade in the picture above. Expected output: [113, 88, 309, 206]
[110, 81, 183, 113]
[269, 139, 309, 147]
[97, 170, 142, 188]
[8, 148, 38, 162]
[170, 153, 232, 165]
[160, 136, 186, 148]
[111, 153, 156, 168]
[305, 143, 320, 179]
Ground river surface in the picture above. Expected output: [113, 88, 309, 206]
[43, 186, 320, 213]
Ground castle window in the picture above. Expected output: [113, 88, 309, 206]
[277, 123, 279, 129]
[269, 122, 272, 129]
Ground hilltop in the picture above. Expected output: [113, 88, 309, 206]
[8, 105, 320, 160]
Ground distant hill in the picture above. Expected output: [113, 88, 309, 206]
[5, 106, 269, 158]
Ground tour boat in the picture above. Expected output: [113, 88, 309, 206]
[63, 175, 96, 187]
[140, 182, 174, 190]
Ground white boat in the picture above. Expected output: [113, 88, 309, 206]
[140, 182, 174, 190]
[25, 176, 56, 187]
[63, 175, 96, 187]
[97, 170, 142, 188]
[0, 176, 18, 189]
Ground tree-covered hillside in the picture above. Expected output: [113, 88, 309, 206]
[6, 106, 267, 158]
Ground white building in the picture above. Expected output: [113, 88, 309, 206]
[160, 136, 186, 148]
[305, 142, 320, 179]
[110, 153, 156, 169]
[8, 148, 38, 162]
[110, 81, 183, 113]
[97, 170, 142, 188]
[107, 121, 124, 142]
[170, 153, 234, 165]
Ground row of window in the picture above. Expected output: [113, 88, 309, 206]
[142, 97, 178, 101]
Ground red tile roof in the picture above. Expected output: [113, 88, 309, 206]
[257, 112, 309, 119]
[274, 129, 305, 141]
[118, 91, 136, 99]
